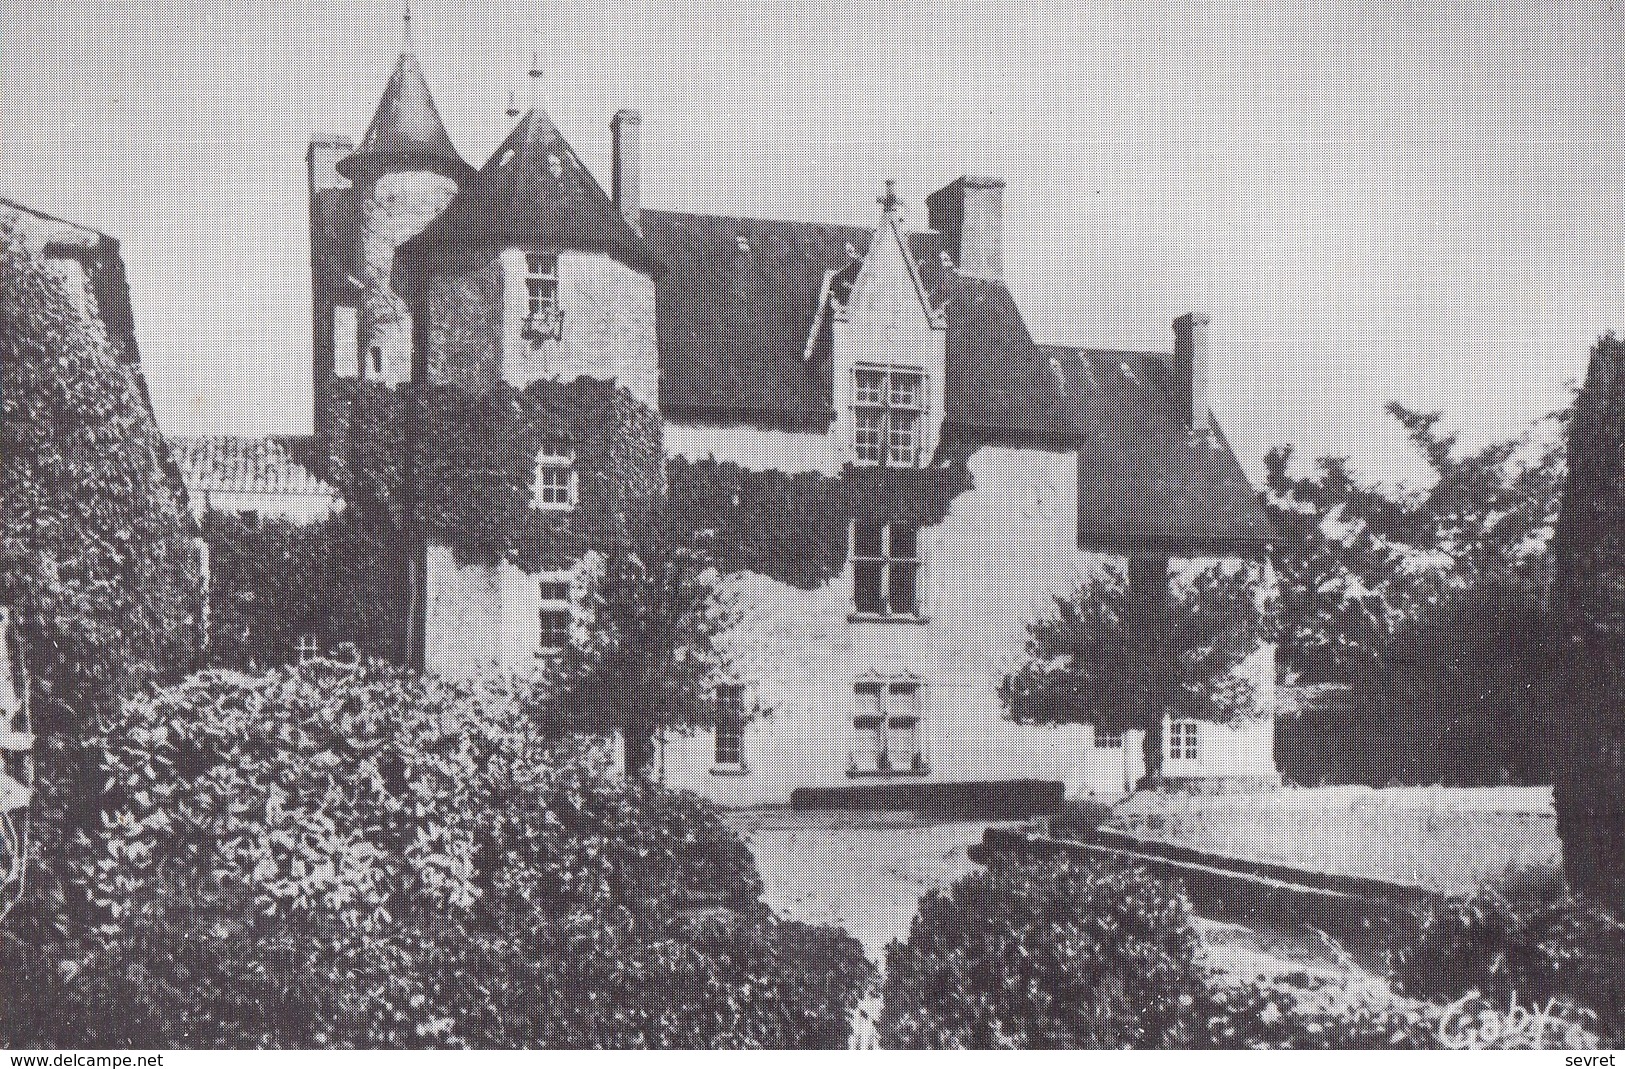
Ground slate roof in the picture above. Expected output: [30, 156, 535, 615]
[1046, 346, 1274, 553]
[398, 108, 657, 278]
[171, 436, 338, 499]
[640, 211, 869, 426]
[337, 50, 470, 181]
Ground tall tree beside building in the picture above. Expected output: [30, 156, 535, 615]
[1000, 563, 1273, 777]
[1550, 334, 1625, 908]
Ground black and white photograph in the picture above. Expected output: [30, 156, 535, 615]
[2, 0, 1624, 1053]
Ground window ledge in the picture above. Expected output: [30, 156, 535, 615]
[709, 763, 751, 777]
[847, 765, 931, 779]
[847, 613, 928, 625]
[533, 502, 576, 512]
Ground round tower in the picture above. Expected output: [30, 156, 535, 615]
[335, 6, 470, 387]
[392, 74, 664, 678]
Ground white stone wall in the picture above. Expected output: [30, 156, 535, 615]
[499, 250, 660, 411]
[359, 170, 457, 386]
[190, 490, 339, 525]
[664, 422, 840, 475]
[661, 445, 1120, 805]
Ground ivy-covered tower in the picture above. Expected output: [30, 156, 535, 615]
[393, 71, 663, 678]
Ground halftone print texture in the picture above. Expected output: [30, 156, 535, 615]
[2, 0, 1622, 1052]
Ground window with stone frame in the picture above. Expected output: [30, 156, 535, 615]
[713, 683, 746, 768]
[1168, 719, 1201, 762]
[851, 522, 921, 618]
[533, 435, 577, 510]
[537, 571, 573, 653]
[523, 252, 562, 341]
[852, 365, 925, 466]
[850, 680, 926, 775]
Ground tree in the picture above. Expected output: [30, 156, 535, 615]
[1550, 333, 1625, 909]
[545, 540, 734, 777]
[1000, 562, 1273, 775]
[1264, 402, 1565, 685]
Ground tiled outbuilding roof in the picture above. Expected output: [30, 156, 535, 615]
[170, 436, 337, 499]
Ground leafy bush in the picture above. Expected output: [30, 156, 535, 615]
[1391, 889, 1625, 1041]
[2, 662, 870, 1048]
[1201, 972, 1441, 1049]
[878, 854, 1205, 1048]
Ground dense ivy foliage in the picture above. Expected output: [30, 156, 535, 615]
[0, 663, 872, 1047]
[1551, 334, 1625, 909]
[664, 453, 975, 589]
[413, 379, 663, 571]
[200, 512, 409, 669]
[0, 235, 203, 859]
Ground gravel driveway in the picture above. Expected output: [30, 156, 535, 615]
[722, 807, 1016, 961]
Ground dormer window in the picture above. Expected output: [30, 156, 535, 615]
[533, 436, 577, 510]
[853, 366, 924, 466]
[523, 252, 563, 342]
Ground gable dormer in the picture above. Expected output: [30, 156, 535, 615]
[830, 182, 947, 468]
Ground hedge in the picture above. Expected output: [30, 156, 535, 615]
[0, 231, 203, 856]
[0, 662, 871, 1048]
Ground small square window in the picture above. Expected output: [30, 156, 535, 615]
[296, 635, 319, 663]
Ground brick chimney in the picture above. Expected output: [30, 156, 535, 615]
[611, 109, 642, 233]
[925, 175, 1004, 280]
[1173, 312, 1211, 434]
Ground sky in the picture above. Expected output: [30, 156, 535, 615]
[5, 0, 1624, 485]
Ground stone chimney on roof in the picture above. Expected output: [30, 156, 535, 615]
[611, 109, 642, 234]
[1173, 312, 1211, 435]
[925, 175, 1005, 281]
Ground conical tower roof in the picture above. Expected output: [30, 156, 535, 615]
[337, 29, 469, 182]
[397, 106, 657, 277]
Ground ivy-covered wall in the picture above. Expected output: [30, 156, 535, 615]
[662, 452, 977, 589]
[200, 512, 410, 669]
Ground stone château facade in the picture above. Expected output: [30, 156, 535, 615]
[288, 15, 1280, 802]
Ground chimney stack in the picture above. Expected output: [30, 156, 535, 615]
[611, 109, 642, 233]
[1173, 312, 1211, 434]
[925, 175, 1005, 280]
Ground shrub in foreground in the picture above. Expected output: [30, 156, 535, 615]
[878, 854, 1205, 1048]
[1, 662, 869, 1048]
[1391, 889, 1625, 1042]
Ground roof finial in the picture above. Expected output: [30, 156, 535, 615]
[879, 179, 904, 219]
[528, 50, 543, 111]
[506, 89, 520, 119]
[402, 0, 414, 52]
